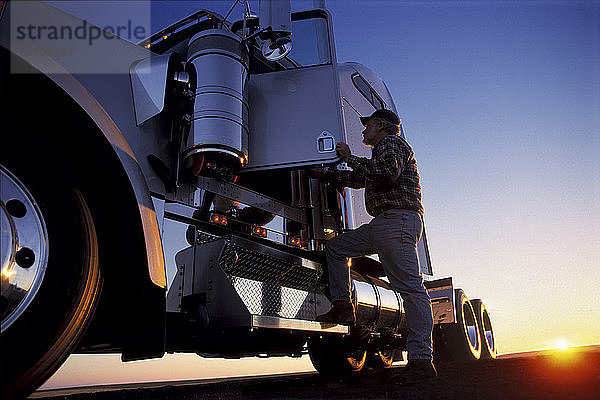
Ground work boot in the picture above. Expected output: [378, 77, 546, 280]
[316, 300, 356, 325]
[391, 359, 438, 384]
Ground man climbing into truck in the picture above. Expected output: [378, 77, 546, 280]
[312, 109, 438, 383]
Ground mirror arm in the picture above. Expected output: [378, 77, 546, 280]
[243, 26, 273, 43]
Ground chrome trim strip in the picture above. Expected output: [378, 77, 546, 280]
[251, 315, 348, 334]
[183, 146, 246, 163]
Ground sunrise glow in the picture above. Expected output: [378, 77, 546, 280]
[554, 338, 571, 351]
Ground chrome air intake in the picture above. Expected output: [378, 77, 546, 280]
[184, 29, 249, 176]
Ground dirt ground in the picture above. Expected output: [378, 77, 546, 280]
[32, 347, 600, 400]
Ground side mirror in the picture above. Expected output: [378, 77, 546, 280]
[262, 36, 292, 61]
[258, 0, 292, 60]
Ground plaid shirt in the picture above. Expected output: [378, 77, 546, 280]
[322, 135, 423, 216]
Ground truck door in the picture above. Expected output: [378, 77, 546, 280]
[240, 10, 345, 171]
[337, 63, 433, 276]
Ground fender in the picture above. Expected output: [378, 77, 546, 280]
[0, 2, 166, 289]
[42, 67, 166, 289]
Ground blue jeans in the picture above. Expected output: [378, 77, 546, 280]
[325, 209, 433, 361]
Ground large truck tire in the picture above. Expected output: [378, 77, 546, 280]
[0, 165, 102, 399]
[307, 335, 366, 375]
[365, 349, 396, 369]
[471, 299, 497, 359]
[433, 289, 481, 362]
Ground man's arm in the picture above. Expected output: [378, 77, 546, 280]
[341, 139, 405, 183]
[309, 161, 365, 190]
[321, 167, 366, 190]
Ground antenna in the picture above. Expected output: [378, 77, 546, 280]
[223, 0, 243, 24]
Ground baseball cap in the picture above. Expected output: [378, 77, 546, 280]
[360, 109, 400, 126]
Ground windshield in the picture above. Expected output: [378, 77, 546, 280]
[287, 15, 331, 67]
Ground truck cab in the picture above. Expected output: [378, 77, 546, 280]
[0, 2, 495, 398]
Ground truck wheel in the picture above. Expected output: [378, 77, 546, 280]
[307, 336, 366, 375]
[0, 165, 102, 399]
[471, 299, 497, 359]
[365, 348, 395, 369]
[433, 289, 481, 362]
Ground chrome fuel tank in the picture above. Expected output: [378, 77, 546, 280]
[184, 29, 249, 174]
[352, 271, 403, 331]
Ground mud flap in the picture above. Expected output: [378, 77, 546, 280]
[424, 277, 455, 325]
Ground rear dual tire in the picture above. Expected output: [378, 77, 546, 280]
[471, 299, 497, 359]
[307, 335, 366, 375]
[433, 289, 482, 362]
[365, 349, 395, 369]
[308, 332, 398, 374]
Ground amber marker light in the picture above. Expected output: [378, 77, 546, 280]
[288, 237, 305, 248]
[347, 258, 352, 268]
[210, 213, 228, 225]
[251, 225, 267, 237]
[163, 35, 169, 40]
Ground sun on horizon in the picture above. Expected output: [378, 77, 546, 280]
[553, 338, 571, 351]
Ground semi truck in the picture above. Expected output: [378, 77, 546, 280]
[0, 1, 497, 398]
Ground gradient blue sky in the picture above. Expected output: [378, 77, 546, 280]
[39, 0, 599, 389]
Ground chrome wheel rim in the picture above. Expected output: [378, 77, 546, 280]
[482, 309, 495, 354]
[1, 165, 49, 333]
[462, 300, 481, 357]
